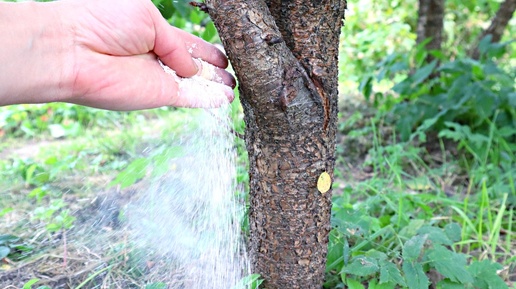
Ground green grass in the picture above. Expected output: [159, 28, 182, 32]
[326, 105, 515, 288]
[1, 99, 514, 288]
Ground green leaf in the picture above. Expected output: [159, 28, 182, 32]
[32, 172, 50, 186]
[0, 234, 19, 245]
[426, 245, 473, 283]
[410, 60, 438, 87]
[365, 249, 388, 261]
[399, 219, 425, 238]
[444, 223, 462, 242]
[23, 279, 39, 289]
[468, 260, 508, 289]
[403, 261, 429, 289]
[28, 187, 49, 202]
[473, 86, 496, 120]
[341, 256, 380, 277]
[359, 75, 374, 100]
[110, 158, 149, 189]
[379, 260, 406, 286]
[150, 146, 184, 178]
[46, 223, 61, 233]
[417, 226, 453, 246]
[25, 163, 39, 185]
[0, 246, 10, 259]
[326, 229, 344, 271]
[145, 283, 167, 289]
[369, 279, 395, 289]
[0, 208, 13, 217]
[414, 37, 433, 64]
[507, 92, 516, 107]
[437, 279, 466, 289]
[232, 274, 264, 289]
[402, 235, 427, 262]
[201, 21, 218, 42]
[346, 278, 365, 289]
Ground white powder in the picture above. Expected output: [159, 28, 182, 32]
[159, 59, 230, 107]
[187, 43, 198, 54]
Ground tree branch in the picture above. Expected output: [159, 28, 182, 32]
[470, 0, 516, 59]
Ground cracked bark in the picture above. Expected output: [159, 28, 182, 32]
[204, 0, 346, 288]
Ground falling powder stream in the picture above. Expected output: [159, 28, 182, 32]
[126, 62, 250, 288]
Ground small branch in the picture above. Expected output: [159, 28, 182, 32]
[63, 230, 67, 269]
[189, 1, 210, 13]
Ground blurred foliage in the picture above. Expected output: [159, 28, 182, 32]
[0, 103, 148, 139]
[152, 0, 219, 43]
[360, 35, 516, 204]
[340, 0, 516, 90]
[362, 36, 515, 141]
[339, 0, 417, 84]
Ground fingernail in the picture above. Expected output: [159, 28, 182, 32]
[229, 75, 237, 89]
[193, 58, 202, 75]
[223, 85, 235, 102]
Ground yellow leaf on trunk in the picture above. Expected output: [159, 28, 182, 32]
[317, 172, 332, 194]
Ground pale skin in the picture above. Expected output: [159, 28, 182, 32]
[0, 0, 236, 111]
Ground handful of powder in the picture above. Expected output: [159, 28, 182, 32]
[159, 59, 233, 107]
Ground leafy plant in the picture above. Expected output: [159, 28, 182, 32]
[33, 199, 76, 233]
[325, 192, 509, 289]
[109, 144, 184, 189]
[153, 0, 218, 42]
[232, 274, 264, 289]
[364, 37, 515, 142]
[0, 234, 34, 262]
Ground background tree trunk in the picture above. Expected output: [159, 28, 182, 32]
[205, 0, 346, 288]
[470, 0, 516, 59]
[417, 0, 445, 62]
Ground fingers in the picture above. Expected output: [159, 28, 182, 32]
[175, 28, 229, 68]
[193, 59, 236, 88]
[161, 59, 235, 108]
[71, 53, 234, 110]
[153, 24, 199, 78]
[151, 8, 230, 76]
[127, 55, 234, 109]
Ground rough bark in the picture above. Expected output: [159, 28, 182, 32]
[470, 0, 516, 59]
[416, 0, 445, 62]
[204, 0, 346, 288]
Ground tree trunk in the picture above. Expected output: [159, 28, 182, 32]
[416, 0, 445, 62]
[470, 0, 516, 59]
[205, 0, 346, 288]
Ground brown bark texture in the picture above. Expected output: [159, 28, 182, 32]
[470, 0, 516, 59]
[417, 0, 445, 61]
[204, 0, 346, 288]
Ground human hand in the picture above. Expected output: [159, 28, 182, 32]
[58, 0, 235, 110]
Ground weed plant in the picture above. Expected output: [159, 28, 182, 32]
[330, 36, 515, 288]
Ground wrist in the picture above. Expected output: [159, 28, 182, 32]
[0, 1, 74, 106]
